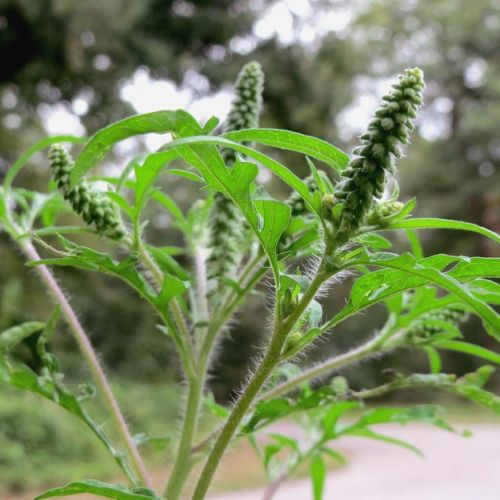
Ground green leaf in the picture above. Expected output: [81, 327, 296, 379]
[468, 279, 500, 304]
[203, 393, 230, 419]
[3, 135, 86, 195]
[158, 274, 188, 307]
[71, 110, 199, 183]
[0, 352, 136, 482]
[162, 135, 315, 210]
[354, 232, 393, 251]
[173, 141, 291, 279]
[0, 322, 45, 352]
[26, 239, 163, 311]
[436, 341, 500, 365]
[364, 254, 500, 339]
[241, 398, 294, 434]
[453, 367, 500, 413]
[405, 229, 424, 259]
[92, 176, 187, 226]
[167, 168, 204, 183]
[349, 405, 445, 428]
[310, 454, 326, 500]
[328, 254, 500, 341]
[348, 428, 423, 457]
[322, 401, 362, 437]
[384, 218, 500, 245]
[223, 128, 349, 172]
[134, 150, 179, 213]
[253, 199, 291, 279]
[35, 480, 160, 499]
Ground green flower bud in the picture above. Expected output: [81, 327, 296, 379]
[406, 306, 468, 345]
[283, 330, 303, 355]
[222, 61, 264, 165]
[48, 145, 126, 240]
[331, 376, 349, 396]
[279, 288, 298, 318]
[48, 144, 74, 196]
[366, 200, 405, 225]
[334, 68, 425, 244]
[287, 171, 331, 218]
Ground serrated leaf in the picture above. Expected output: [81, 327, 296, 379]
[162, 135, 315, 211]
[172, 141, 291, 279]
[327, 253, 500, 341]
[35, 480, 160, 499]
[0, 352, 135, 482]
[223, 128, 349, 172]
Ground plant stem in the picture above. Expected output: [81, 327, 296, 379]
[192, 258, 329, 499]
[164, 376, 203, 500]
[261, 337, 380, 400]
[163, 246, 209, 499]
[136, 240, 196, 379]
[19, 241, 152, 488]
[192, 330, 286, 500]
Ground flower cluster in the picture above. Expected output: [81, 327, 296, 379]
[334, 68, 424, 244]
[406, 306, 468, 344]
[207, 62, 265, 286]
[49, 145, 126, 240]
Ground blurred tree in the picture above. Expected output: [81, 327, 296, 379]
[0, 0, 498, 395]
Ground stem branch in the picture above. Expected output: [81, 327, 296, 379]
[20, 241, 152, 488]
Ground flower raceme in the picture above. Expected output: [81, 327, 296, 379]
[207, 61, 265, 288]
[406, 306, 469, 344]
[48, 145, 126, 240]
[333, 68, 425, 244]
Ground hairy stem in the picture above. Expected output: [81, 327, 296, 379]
[163, 246, 210, 499]
[192, 331, 285, 500]
[164, 377, 203, 500]
[262, 336, 381, 400]
[192, 258, 329, 498]
[136, 240, 196, 379]
[19, 241, 152, 488]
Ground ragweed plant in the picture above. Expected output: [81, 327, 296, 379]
[0, 64, 499, 500]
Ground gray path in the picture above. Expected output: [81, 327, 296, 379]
[209, 423, 500, 500]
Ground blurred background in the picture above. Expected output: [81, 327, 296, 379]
[0, 0, 499, 496]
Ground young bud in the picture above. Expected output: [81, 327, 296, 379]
[366, 200, 405, 225]
[287, 171, 331, 218]
[406, 306, 468, 344]
[331, 376, 349, 396]
[334, 68, 425, 244]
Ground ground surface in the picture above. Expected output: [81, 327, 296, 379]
[209, 422, 500, 500]
[8, 421, 500, 499]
